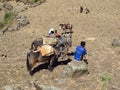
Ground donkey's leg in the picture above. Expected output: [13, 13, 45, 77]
[68, 37, 72, 47]
[48, 55, 55, 71]
[61, 51, 68, 60]
[59, 45, 68, 60]
[54, 54, 59, 63]
[29, 58, 37, 75]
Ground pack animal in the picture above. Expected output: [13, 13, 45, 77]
[59, 23, 73, 33]
[26, 45, 58, 75]
[30, 35, 72, 60]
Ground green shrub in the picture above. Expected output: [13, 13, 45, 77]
[3, 11, 14, 24]
[0, 11, 15, 30]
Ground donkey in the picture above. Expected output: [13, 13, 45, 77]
[59, 23, 73, 34]
[30, 38, 43, 50]
[26, 45, 58, 75]
[30, 35, 72, 60]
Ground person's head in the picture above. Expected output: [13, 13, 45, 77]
[49, 28, 55, 35]
[80, 41, 86, 47]
[50, 28, 55, 32]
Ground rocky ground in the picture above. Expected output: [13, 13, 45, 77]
[0, 0, 120, 90]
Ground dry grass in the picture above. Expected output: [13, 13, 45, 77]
[0, 0, 120, 90]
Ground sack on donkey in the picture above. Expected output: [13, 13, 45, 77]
[37, 45, 55, 56]
[43, 36, 57, 46]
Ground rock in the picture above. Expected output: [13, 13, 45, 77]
[0, 27, 8, 35]
[16, 16, 29, 27]
[19, 18, 29, 27]
[39, 85, 61, 90]
[7, 15, 29, 32]
[3, 85, 24, 90]
[61, 60, 88, 78]
[0, 14, 29, 34]
[14, 7, 27, 14]
[111, 86, 119, 90]
[112, 39, 120, 47]
[3, 2, 13, 10]
[17, 7, 28, 13]
[30, 82, 61, 90]
[0, 0, 5, 3]
[8, 25, 19, 31]
[15, 15, 21, 19]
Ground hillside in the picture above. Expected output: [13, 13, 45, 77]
[0, 0, 120, 90]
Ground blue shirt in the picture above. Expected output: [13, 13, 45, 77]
[74, 46, 87, 61]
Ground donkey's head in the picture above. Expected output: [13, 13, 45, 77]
[59, 24, 66, 30]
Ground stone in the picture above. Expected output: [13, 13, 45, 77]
[3, 2, 13, 10]
[0, 0, 5, 3]
[0, 27, 8, 35]
[16, 16, 29, 27]
[62, 60, 88, 78]
[112, 39, 120, 47]
[3, 85, 23, 90]
[30, 82, 61, 90]
[8, 25, 19, 31]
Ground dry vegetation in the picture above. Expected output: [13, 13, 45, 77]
[0, 0, 120, 90]
[0, 11, 15, 30]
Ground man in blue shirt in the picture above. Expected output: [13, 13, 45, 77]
[74, 41, 87, 63]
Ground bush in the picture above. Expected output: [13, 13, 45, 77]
[0, 11, 15, 30]
[3, 11, 14, 24]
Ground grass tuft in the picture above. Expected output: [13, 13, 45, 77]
[101, 72, 112, 90]
[0, 11, 15, 30]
